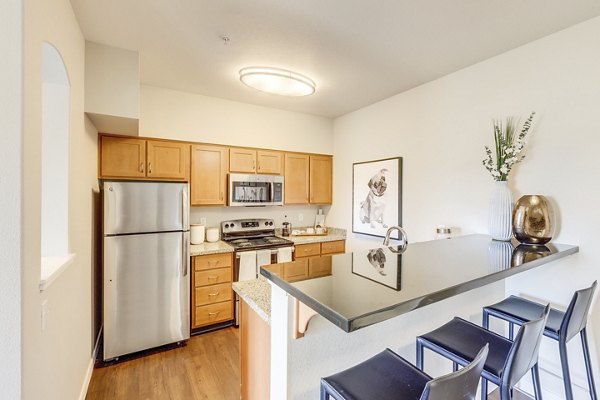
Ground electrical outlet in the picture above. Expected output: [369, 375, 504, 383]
[200, 217, 207, 226]
[298, 214, 304, 222]
[41, 300, 48, 331]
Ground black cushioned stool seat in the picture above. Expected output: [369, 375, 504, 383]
[321, 349, 431, 400]
[417, 307, 549, 400]
[320, 344, 489, 400]
[485, 296, 563, 338]
[483, 282, 598, 400]
[416, 317, 512, 378]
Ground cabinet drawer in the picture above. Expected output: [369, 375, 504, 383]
[295, 243, 321, 258]
[195, 301, 233, 327]
[321, 240, 345, 255]
[195, 282, 232, 306]
[194, 267, 231, 287]
[283, 259, 308, 282]
[194, 253, 232, 271]
[309, 256, 332, 278]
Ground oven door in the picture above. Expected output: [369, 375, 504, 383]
[229, 173, 274, 206]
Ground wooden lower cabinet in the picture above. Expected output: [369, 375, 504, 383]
[191, 253, 234, 329]
[308, 256, 332, 278]
[240, 299, 270, 400]
[283, 258, 309, 282]
[295, 240, 345, 259]
[294, 242, 321, 258]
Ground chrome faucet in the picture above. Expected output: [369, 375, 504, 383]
[383, 225, 408, 246]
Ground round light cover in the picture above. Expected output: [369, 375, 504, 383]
[239, 67, 316, 96]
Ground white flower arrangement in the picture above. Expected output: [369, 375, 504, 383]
[483, 112, 535, 181]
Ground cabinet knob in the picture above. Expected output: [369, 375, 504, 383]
[148, 162, 152, 174]
[139, 162, 144, 173]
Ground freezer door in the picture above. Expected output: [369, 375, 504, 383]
[103, 232, 190, 360]
[104, 181, 189, 235]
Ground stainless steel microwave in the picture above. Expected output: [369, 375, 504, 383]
[228, 173, 284, 206]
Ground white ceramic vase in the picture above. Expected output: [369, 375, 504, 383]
[488, 181, 514, 241]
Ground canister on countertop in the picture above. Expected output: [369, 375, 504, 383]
[191, 224, 205, 244]
[206, 227, 219, 243]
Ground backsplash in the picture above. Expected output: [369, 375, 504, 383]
[190, 204, 331, 230]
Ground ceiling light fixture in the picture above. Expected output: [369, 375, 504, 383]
[239, 67, 316, 97]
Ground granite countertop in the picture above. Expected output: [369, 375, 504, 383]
[276, 227, 346, 245]
[261, 234, 579, 332]
[190, 240, 234, 256]
[233, 277, 272, 324]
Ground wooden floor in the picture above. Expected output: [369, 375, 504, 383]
[86, 328, 240, 400]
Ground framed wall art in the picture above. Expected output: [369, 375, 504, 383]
[352, 157, 402, 239]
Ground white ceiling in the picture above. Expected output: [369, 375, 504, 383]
[70, 0, 600, 118]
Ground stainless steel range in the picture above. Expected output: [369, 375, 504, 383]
[221, 218, 294, 325]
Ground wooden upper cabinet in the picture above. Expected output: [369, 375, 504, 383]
[284, 153, 309, 204]
[310, 155, 333, 204]
[229, 148, 256, 173]
[257, 150, 283, 175]
[100, 136, 146, 178]
[230, 148, 283, 175]
[191, 144, 228, 206]
[146, 140, 189, 180]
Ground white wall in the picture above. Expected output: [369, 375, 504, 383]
[140, 84, 335, 227]
[140, 85, 333, 154]
[0, 0, 23, 398]
[329, 16, 600, 399]
[85, 41, 139, 119]
[23, 0, 99, 399]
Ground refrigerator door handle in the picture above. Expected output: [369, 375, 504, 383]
[183, 231, 190, 277]
[182, 185, 189, 231]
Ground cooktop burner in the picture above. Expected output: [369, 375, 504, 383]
[225, 236, 293, 251]
[221, 218, 293, 251]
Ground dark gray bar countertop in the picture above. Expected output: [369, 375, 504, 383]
[260, 234, 579, 332]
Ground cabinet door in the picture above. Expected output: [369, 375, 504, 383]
[229, 148, 256, 173]
[257, 150, 283, 175]
[310, 155, 333, 204]
[191, 145, 228, 205]
[100, 136, 146, 178]
[146, 140, 189, 180]
[284, 153, 309, 204]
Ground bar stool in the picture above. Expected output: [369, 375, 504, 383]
[416, 305, 550, 400]
[320, 344, 489, 400]
[483, 281, 597, 400]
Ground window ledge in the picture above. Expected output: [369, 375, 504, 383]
[40, 253, 76, 292]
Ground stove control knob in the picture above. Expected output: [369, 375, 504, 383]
[269, 221, 273, 226]
[230, 223, 235, 228]
[224, 224, 230, 229]
[265, 221, 269, 226]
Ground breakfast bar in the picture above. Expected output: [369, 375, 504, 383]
[248, 234, 579, 399]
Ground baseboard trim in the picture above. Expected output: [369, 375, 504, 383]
[79, 327, 102, 400]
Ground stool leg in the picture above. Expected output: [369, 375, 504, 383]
[559, 339, 574, 400]
[483, 310, 490, 329]
[532, 363, 543, 400]
[500, 384, 511, 400]
[320, 383, 328, 400]
[581, 328, 598, 400]
[481, 378, 488, 400]
[416, 340, 424, 370]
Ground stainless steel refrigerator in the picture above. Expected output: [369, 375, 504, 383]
[103, 181, 190, 361]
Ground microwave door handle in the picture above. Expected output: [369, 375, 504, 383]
[270, 179, 275, 203]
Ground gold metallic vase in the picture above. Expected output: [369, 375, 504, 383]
[512, 195, 554, 245]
